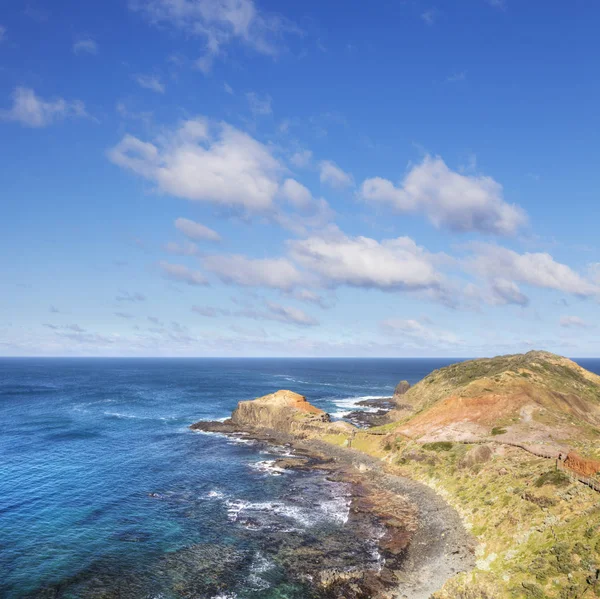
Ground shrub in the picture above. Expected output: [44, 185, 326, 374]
[491, 427, 507, 436]
[534, 469, 571, 488]
[521, 582, 545, 598]
[422, 441, 453, 451]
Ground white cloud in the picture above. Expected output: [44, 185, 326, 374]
[116, 290, 146, 302]
[290, 149, 312, 168]
[1, 87, 89, 128]
[134, 74, 165, 93]
[116, 101, 153, 123]
[224, 82, 234, 94]
[421, 8, 439, 25]
[175, 217, 221, 242]
[360, 155, 527, 235]
[469, 244, 599, 297]
[244, 301, 318, 326]
[489, 278, 529, 306]
[114, 312, 135, 319]
[192, 299, 317, 326]
[246, 91, 272, 116]
[559, 315, 593, 329]
[158, 260, 208, 286]
[319, 160, 353, 189]
[0, 25, 6, 42]
[130, 0, 297, 73]
[164, 241, 200, 256]
[486, 0, 506, 9]
[280, 179, 313, 210]
[446, 71, 466, 83]
[275, 179, 334, 234]
[288, 231, 442, 292]
[203, 254, 303, 290]
[381, 318, 462, 347]
[288, 289, 330, 308]
[108, 118, 281, 212]
[73, 37, 98, 55]
[192, 305, 230, 317]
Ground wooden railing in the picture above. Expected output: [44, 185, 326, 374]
[556, 459, 600, 493]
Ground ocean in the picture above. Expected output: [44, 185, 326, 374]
[1, 357, 598, 598]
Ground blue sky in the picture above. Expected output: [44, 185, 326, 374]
[1, 0, 599, 357]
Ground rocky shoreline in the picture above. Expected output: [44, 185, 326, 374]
[191, 390, 476, 599]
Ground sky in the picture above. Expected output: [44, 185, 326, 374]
[1, 0, 599, 358]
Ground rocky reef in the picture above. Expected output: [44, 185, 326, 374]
[192, 389, 475, 599]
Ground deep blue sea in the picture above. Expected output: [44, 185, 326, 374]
[1, 357, 599, 598]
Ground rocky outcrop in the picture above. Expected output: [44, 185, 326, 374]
[459, 444, 493, 469]
[393, 380, 411, 398]
[191, 389, 351, 437]
[231, 389, 329, 431]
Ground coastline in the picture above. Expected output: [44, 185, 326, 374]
[191, 414, 476, 598]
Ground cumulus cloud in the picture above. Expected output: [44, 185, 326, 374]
[73, 37, 98, 55]
[175, 217, 221, 242]
[290, 150, 312, 168]
[381, 318, 462, 347]
[288, 231, 442, 292]
[130, 0, 298, 73]
[275, 179, 334, 234]
[560, 315, 593, 329]
[202, 254, 303, 290]
[159, 260, 208, 286]
[319, 160, 353, 189]
[1, 87, 90, 128]
[246, 91, 272, 116]
[108, 118, 281, 212]
[280, 178, 313, 210]
[360, 155, 527, 235]
[469, 244, 599, 297]
[134, 74, 165, 93]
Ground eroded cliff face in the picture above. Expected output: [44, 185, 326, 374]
[231, 389, 330, 434]
[192, 389, 353, 437]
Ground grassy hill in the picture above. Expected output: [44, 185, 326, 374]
[388, 351, 600, 456]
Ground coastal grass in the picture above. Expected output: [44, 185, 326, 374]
[313, 428, 600, 599]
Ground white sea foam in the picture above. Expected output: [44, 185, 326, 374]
[248, 460, 286, 476]
[329, 395, 390, 419]
[204, 489, 226, 500]
[247, 553, 274, 591]
[103, 411, 139, 419]
[224, 492, 350, 528]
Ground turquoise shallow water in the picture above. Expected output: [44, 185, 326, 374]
[1, 357, 598, 598]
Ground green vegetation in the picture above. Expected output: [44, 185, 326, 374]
[422, 441, 453, 451]
[534, 469, 571, 488]
[315, 351, 600, 599]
